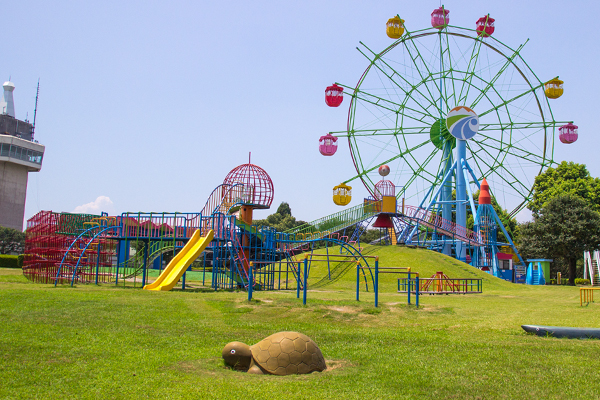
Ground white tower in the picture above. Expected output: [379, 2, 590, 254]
[0, 81, 15, 117]
[0, 80, 45, 231]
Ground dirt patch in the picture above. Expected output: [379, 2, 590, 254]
[327, 306, 359, 314]
[324, 359, 352, 372]
[175, 357, 351, 377]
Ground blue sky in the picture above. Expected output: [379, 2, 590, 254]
[4, 0, 597, 224]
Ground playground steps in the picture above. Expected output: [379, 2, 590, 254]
[583, 250, 600, 285]
[388, 228, 397, 245]
[286, 202, 378, 242]
[532, 270, 540, 285]
[398, 205, 482, 246]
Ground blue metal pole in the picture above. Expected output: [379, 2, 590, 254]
[416, 276, 420, 309]
[374, 258, 379, 308]
[303, 257, 308, 305]
[326, 241, 331, 280]
[95, 239, 101, 285]
[202, 252, 206, 286]
[141, 241, 148, 288]
[248, 263, 253, 301]
[296, 262, 301, 299]
[441, 142, 454, 255]
[356, 262, 360, 301]
[407, 271, 411, 305]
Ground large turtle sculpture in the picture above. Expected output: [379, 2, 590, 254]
[222, 331, 327, 375]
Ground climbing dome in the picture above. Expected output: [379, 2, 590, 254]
[374, 180, 395, 200]
[223, 163, 274, 209]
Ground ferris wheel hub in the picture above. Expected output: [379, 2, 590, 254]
[446, 106, 480, 141]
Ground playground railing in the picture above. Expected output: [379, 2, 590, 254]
[285, 201, 379, 240]
[402, 205, 481, 244]
[580, 287, 600, 306]
[398, 277, 482, 294]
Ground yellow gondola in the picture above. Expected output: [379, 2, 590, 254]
[333, 183, 352, 206]
[386, 15, 405, 39]
[544, 78, 563, 99]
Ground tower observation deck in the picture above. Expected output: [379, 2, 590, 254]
[0, 80, 45, 231]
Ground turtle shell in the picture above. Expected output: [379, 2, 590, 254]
[249, 331, 326, 375]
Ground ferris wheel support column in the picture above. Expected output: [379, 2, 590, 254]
[441, 142, 453, 256]
[455, 139, 467, 262]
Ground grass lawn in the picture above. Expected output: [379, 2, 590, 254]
[1, 245, 599, 399]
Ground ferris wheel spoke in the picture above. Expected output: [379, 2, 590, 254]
[479, 122, 565, 131]
[337, 84, 434, 125]
[456, 38, 483, 106]
[400, 148, 442, 192]
[331, 127, 431, 138]
[478, 78, 549, 118]
[401, 36, 445, 115]
[438, 33, 462, 109]
[475, 132, 553, 167]
[467, 141, 531, 200]
[440, 33, 456, 110]
[470, 41, 528, 110]
[343, 138, 432, 184]
[357, 43, 440, 118]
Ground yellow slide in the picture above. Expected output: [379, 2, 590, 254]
[143, 229, 214, 291]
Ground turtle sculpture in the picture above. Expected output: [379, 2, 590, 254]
[222, 331, 327, 375]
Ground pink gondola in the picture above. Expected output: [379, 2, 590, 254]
[431, 7, 449, 29]
[559, 123, 578, 144]
[319, 133, 338, 156]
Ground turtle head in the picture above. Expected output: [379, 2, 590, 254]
[222, 341, 252, 370]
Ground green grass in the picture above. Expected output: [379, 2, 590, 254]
[1, 245, 599, 399]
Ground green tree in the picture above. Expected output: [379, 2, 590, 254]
[0, 226, 26, 254]
[276, 202, 292, 217]
[254, 202, 306, 232]
[518, 195, 600, 285]
[528, 161, 600, 215]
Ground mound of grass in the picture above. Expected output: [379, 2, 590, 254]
[305, 244, 511, 294]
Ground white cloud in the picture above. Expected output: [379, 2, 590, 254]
[72, 196, 114, 215]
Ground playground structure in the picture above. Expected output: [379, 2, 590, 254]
[525, 259, 551, 286]
[320, 6, 575, 281]
[22, 161, 380, 297]
[583, 250, 600, 286]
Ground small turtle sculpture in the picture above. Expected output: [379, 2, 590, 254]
[222, 331, 326, 375]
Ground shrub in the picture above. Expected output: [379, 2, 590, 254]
[17, 254, 23, 267]
[575, 278, 590, 285]
[0, 255, 20, 268]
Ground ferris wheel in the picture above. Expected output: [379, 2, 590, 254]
[321, 7, 576, 217]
